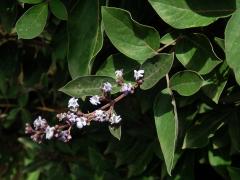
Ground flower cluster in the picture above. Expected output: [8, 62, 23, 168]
[25, 69, 144, 143]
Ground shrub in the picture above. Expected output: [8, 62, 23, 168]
[0, 0, 240, 179]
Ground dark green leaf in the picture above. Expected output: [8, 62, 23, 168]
[3, 108, 20, 128]
[183, 113, 228, 149]
[148, 0, 235, 29]
[176, 34, 222, 74]
[170, 70, 204, 96]
[0, 0, 17, 32]
[109, 125, 121, 140]
[16, 3, 48, 39]
[128, 144, 154, 177]
[59, 76, 118, 97]
[228, 167, 240, 180]
[225, 9, 240, 85]
[229, 112, 240, 152]
[102, 6, 160, 62]
[18, 93, 29, 107]
[49, 0, 68, 20]
[68, 0, 99, 78]
[154, 89, 177, 175]
[141, 53, 174, 90]
[202, 62, 229, 103]
[208, 149, 230, 179]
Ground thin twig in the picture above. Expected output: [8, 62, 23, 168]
[157, 38, 179, 53]
[35, 107, 58, 113]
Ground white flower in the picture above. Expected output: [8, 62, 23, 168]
[134, 69, 144, 80]
[66, 112, 77, 123]
[58, 130, 71, 142]
[110, 113, 122, 124]
[45, 126, 55, 140]
[102, 82, 112, 93]
[94, 110, 107, 122]
[68, 97, 79, 112]
[90, 95, 101, 105]
[121, 83, 132, 93]
[56, 113, 67, 121]
[76, 117, 87, 129]
[33, 116, 47, 130]
[115, 69, 123, 79]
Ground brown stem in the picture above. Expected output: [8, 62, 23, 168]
[100, 93, 127, 110]
[35, 106, 58, 113]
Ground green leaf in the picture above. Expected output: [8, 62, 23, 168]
[96, 53, 140, 82]
[4, 108, 20, 128]
[128, 144, 154, 177]
[173, 153, 195, 180]
[102, 6, 160, 62]
[208, 149, 231, 179]
[18, 93, 29, 107]
[148, 0, 235, 29]
[141, 53, 174, 90]
[88, 147, 111, 173]
[0, 1, 17, 32]
[225, 9, 240, 85]
[109, 125, 121, 140]
[202, 62, 229, 104]
[16, 3, 48, 39]
[170, 70, 204, 96]
[59, 76, 118, 97]
[19, 0, 43, 4]
[214, 37, 225, 50]
[229, 112, 240, 152]
[26, 170, 40, 180]
[176, 34, 222, 74]
[209, 149, 231, 166]
[183, 113, 228, 149]
[68, 0, 99, 78]
[18, 137, 40, 150]
[228, 167, 240, 180]
[160, 31, 179, 45]
[92, 21, 104, 58]
[154, 89, 177, 175]
[49, 0, 68, 20]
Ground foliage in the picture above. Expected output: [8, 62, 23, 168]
[1, 0, 240, 179]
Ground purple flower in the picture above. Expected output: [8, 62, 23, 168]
[102, 82, 112, 93]
[33, 116, 47, 130]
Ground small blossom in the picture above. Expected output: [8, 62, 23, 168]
[109, 113, 122, 124]
[94, 110, 107, 122]
[56, 112, 67, 121]
[45, 126, 55, 140]
[90, 95, 101, 105]
[25, 123, 33, 134]
[121, 83, 133, 93]
[58, 130, 72, 142]
[134, 69, 144, 80]
[68, 97, 79, 112]
[102, 82, 112, 93]
[33, 116, 47, 130]
[31, 134, 44, 144]
[66, 112, 77, 124]
[31, 135, 39, 143]
[76, 117, 87, 129]
[115, 69, 123, 79]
